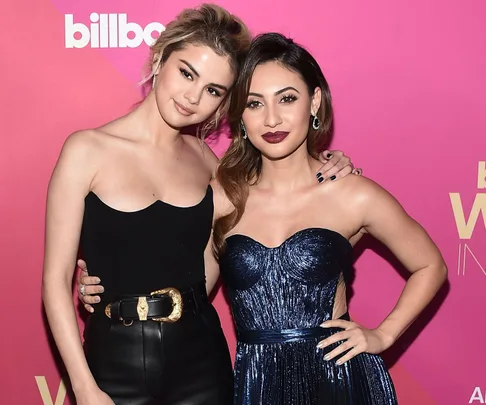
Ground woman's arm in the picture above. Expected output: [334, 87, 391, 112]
[203, 178, 235, 294]
[319, 176, 447, 363]
[42, 132, 109, 402]
[358, 178, 447, 342]
[204, 230, 220, 294]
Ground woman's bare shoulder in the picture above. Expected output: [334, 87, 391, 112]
[182, 135, 219, 177]
[210, 178, 234, 220]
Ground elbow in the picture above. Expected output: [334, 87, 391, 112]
[436, 261, 448, 285]
[41, 272, 71, 305]
[41, 276, 52, 305]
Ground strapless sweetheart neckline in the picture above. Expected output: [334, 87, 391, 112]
[225, 227, 353, 250]
[85, 185, 212, 214]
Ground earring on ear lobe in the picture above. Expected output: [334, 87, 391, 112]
[240, 121, 248, 139]
[311, 114, 320, 130]
[152, 75, 157, 90]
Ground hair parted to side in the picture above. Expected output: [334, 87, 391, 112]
[213, 32, 334, 257]
[140, 3, 251, 138]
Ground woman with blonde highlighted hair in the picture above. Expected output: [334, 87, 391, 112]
[43, 4, 360, 405]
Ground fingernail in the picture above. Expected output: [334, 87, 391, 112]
[99, 287, 105, 293]
[330, 175, 336, 181]
[324, 355, 331, 361]
[336, 360, 342, 365]
[95, 278, 101, 283]
[326, 153, 333, 159]
[90, 308, 94, 313]
[95, 297, 101, 303]
[317, 176, 324, 183]
[316, 172, 322, 178]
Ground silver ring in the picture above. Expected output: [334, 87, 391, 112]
[79, 284, 86, 296]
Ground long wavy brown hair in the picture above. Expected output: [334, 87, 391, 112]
[213, 33, 334, 257]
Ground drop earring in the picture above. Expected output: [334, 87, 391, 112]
[311, 114, 320, 130]
[240, 121, 248, 139]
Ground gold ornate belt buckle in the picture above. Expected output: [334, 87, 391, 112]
[105, 303, 113, 319]
[137, 296, 149, 321]
[150, 287, 183, 323]
[104, 287, 183, 324]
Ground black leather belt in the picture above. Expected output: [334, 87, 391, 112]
[104, 281, 207, 324]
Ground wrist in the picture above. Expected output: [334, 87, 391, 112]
[373, 327, 396, 350]
[72, 378, 98, 396]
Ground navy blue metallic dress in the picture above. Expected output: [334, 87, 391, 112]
[220, 228, 398, 405]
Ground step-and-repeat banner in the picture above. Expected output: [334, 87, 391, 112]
[1, 0, 485, 404]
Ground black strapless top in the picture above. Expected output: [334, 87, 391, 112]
[80, 186, 213, 305]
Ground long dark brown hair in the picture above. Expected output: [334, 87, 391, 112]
[213, 33, 334, 257]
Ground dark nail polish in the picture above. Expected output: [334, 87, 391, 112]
[326, 153, 333, 159]
[318, 176, 324, 183]
[316, 172, 322, 178]
[330, 175, 336, 181]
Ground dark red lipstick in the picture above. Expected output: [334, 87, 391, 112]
[261, 131, 290, 144]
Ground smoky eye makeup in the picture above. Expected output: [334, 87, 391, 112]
[245, 91, 299, 109]
[246, 99, 262, 109]
[179, 68, 224, 98]
[280, 94, 298, 103]
[207, 87, 222, 97]
[180, 68, 193, 80]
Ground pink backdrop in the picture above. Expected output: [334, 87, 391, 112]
[1, 0, 485, 404]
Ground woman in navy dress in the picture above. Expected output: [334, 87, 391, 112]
[209, 33, 447, 404]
